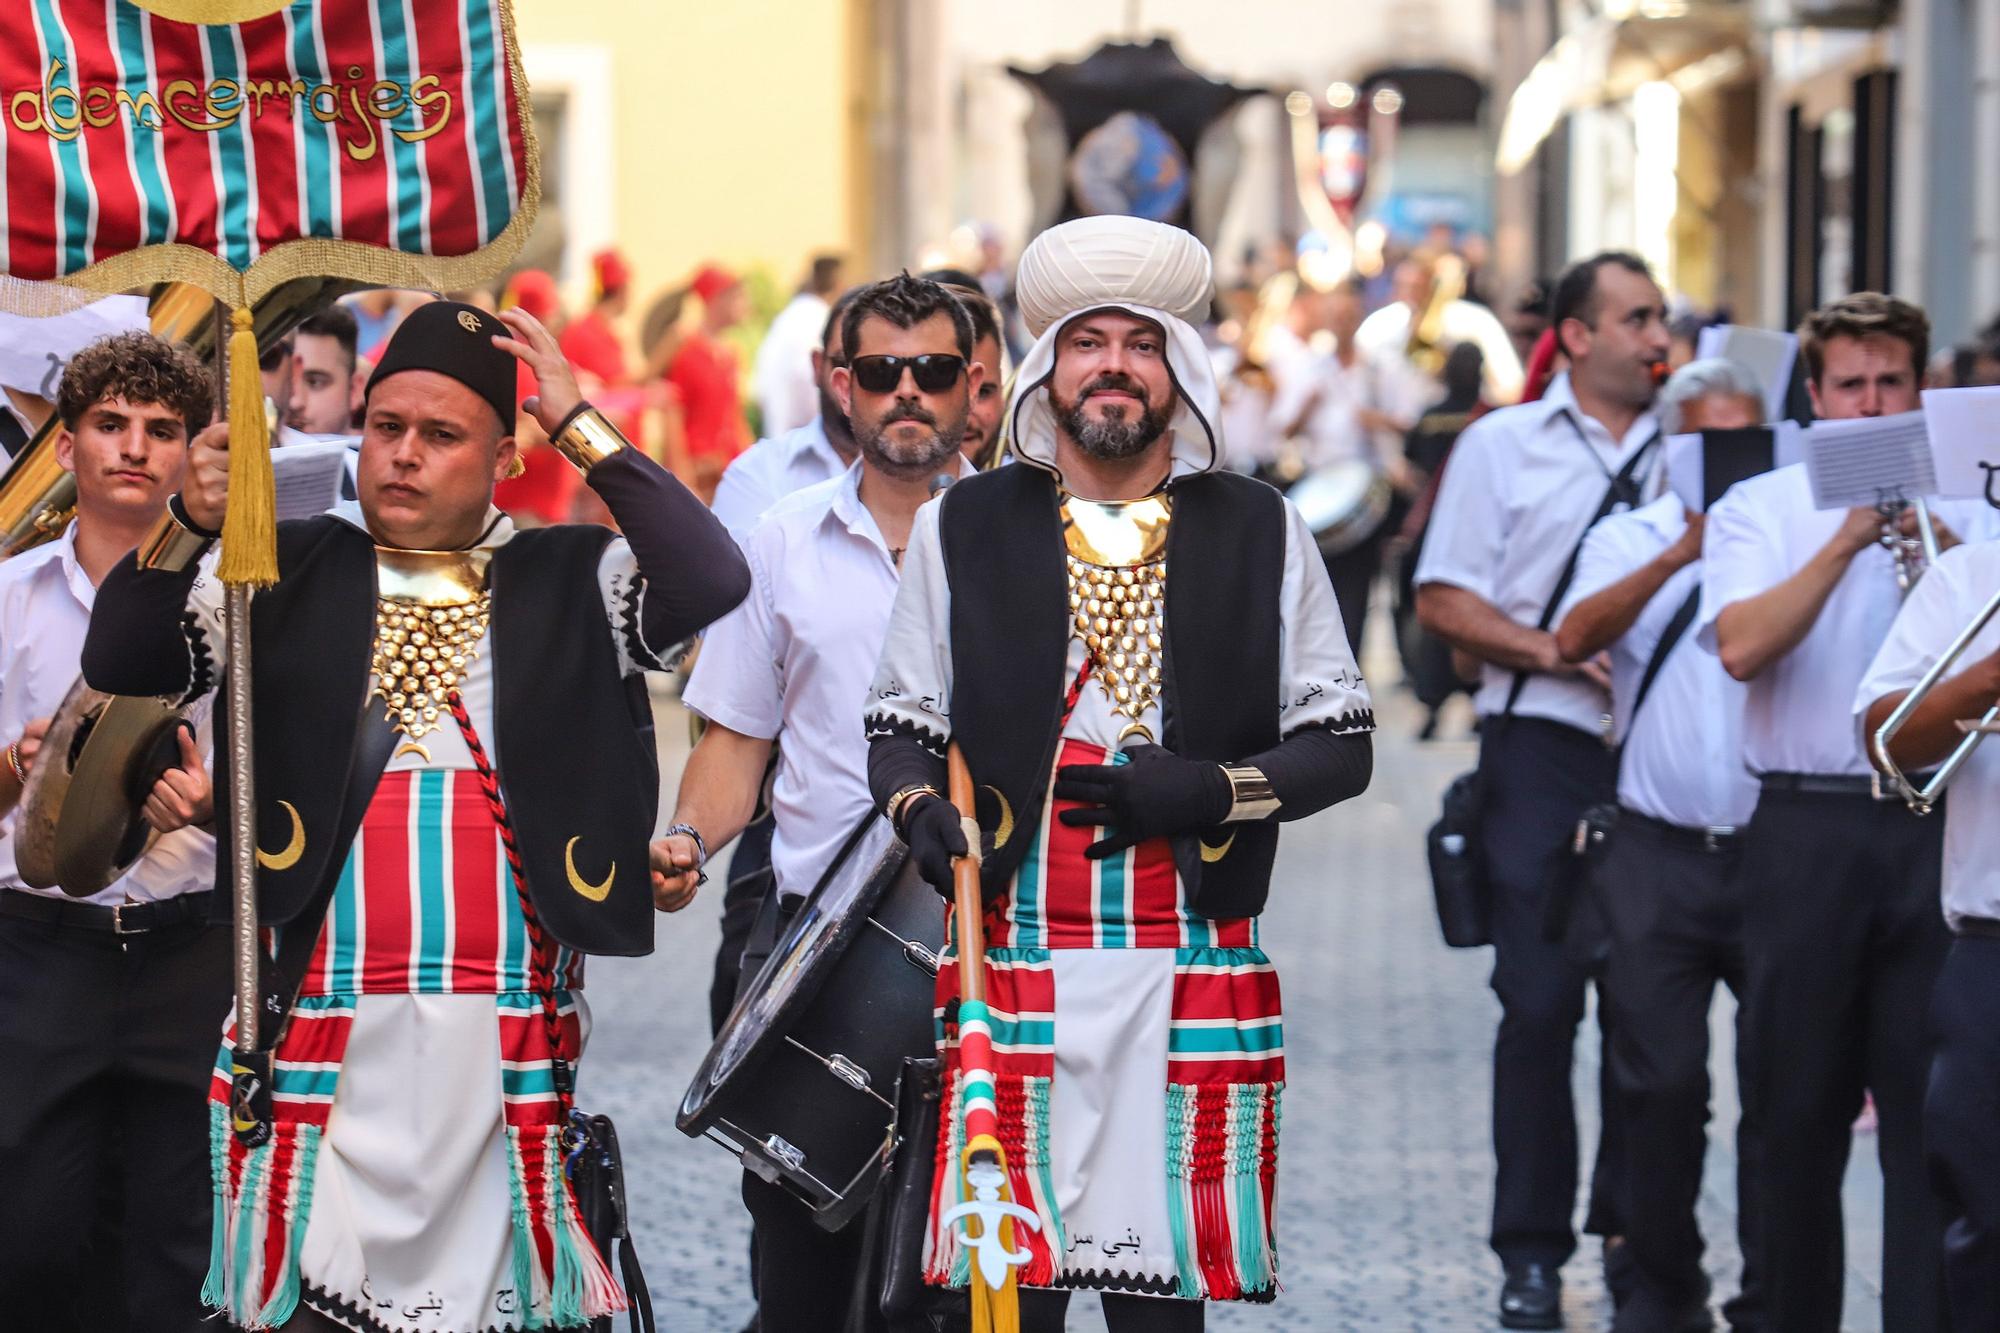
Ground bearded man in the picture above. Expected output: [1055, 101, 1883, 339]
[864, 217, 1376, 1332]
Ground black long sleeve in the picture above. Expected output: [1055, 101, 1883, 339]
[1239, 725, 1372, 822]
[868, 732, 947, 818]
[585, 445, 751, 650]
[81, 554, 204, 699]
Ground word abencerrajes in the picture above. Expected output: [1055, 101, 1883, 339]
[10, 60, 451, 161]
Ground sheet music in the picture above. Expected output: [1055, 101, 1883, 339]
[271, 437, 353, 521]
[0, 296, 149, 399]
[1921, 386, 2000, 504]
[1804, 410, 1935, 510]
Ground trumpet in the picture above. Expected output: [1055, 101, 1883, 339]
[1870, 582, 2000, 815]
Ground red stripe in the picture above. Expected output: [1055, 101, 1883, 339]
[320, 9, 388, 249]
[142, 15, 222, 257]
[359, 772, 414, 989]
[448, 781, 503, 990]
[1209, 914, 1254, 948]
[496, 15, 531, 207]
[54, 3, 141, 263]
[2, 11, 58, 276]
[1171, 967, 1281, 1022]
[235, 13, 301, 258]
[258, 1131, 299, 1310]
[1129, 836, 1181, 947]
[1040, 742, 1102, 948]
[405, 4, 479, 256]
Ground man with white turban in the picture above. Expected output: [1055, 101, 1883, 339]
[864, 217, 1376, 1330]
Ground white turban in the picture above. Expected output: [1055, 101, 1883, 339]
[1014, 216, 1214, 338]
[1004, 218, 1225, 477]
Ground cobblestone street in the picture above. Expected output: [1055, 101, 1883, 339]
[580, 660, 1887, 1332]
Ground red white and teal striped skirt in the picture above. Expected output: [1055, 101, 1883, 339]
[925, 740, 1284, 1302]
[201, 769, 623, 1333]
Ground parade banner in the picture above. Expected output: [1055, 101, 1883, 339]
[0, 0, 538, 585]
[0, 0, 537, 310]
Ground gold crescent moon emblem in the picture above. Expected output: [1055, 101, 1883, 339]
[564, 836, 615, 901]
[255, 801, 305, 871]
[1199, 832, 1236, 864]
[981, 785, 1016, 849]
[392, 742, 433, 764]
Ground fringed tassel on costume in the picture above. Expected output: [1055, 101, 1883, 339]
[930, 1070, 1065, 1293]
[250, 1124, 322, 1328]
[202, 1101, 230, 1310]
[216, 304, 278, 588]
[506, 1127, 549, 1329]
[1162, 1081, 1283, 1302]
[506, 1123, 627, 1328]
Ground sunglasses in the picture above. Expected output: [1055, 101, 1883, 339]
[849, 353, 965, 395]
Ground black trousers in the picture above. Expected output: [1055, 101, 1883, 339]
[1019, 1288, 1205, 1331]
[1323, 528, 1386, 662]
[1479, 715, 1622, 1268]
[710, 811, 777, 1035]
[1596, 815, 1762, 1332]
[732, 890, 875, 1333]
[1738, 788, 1946, 1333]
[0, 907, 229, 1333]
[1927, 935, 2000, 1332]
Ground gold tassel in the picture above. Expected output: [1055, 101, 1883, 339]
[215, 304, 278, 588]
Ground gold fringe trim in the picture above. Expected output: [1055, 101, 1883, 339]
[0, 0, 540, 312]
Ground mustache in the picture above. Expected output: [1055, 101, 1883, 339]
[1082, 374, 1149, 403]
[880, 402, 937, 427]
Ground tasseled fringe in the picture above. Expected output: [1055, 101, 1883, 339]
[1164, 1082, 1282, 1301]
[928, 1072, 1065, 1291]
[507, 1124, 628, 1328]
[203, 1114, 325, 1329]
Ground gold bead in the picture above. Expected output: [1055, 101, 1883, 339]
[1086, 634, 1103, 652]
[1117, 569, 1135, 586]
[400, 708, 417, 724]
[1094, 616, 1111, 634]
[1147, 665, 1162, 683]
[1074, 613, 1089, 631]
[401, 645, 418, 661]
[1120, 635, 1137, 652]
[431, 608, 448, 623]
[450, 655, 466, 670]
[1111, 651, 1127, 670]
[1114, 683, 1131, 703]
[422, 707, 438, 722]
[1148, 632, 1162, 650]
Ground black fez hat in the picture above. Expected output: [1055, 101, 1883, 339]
[364, 300, 516, 433]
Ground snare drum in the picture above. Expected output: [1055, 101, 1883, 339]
[1289, 458, 1393, 558]
[677, 815, 943, 1230]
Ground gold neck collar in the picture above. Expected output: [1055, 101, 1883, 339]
[1060, 491, 1172, 567]
[374, 547, 492, 606]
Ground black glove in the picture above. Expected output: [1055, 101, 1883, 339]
[900, 794, 969, 897]
[1053, 743, 1231, 860]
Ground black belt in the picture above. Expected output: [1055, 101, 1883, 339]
[1955, 916, 2000, 941]
[1620, 808, 1743, 854]
[0, 889, 214, 935]
[1759, 771, 1921, 802]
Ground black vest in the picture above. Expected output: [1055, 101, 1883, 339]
[939, 464, 1285, 918]
[212, 517, 659, 956]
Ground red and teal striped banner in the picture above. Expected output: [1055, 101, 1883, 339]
[0, 0, 536, 303]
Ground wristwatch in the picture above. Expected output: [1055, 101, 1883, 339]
[885, 783, 942, 836]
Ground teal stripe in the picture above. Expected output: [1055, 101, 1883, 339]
[270, 1066, 340, 1098]
[460, 0, 512, 242]
[331, 835, 358, 992]
[1095, 751, 1131, 946]
[112, 3, 172, 244]
[372, 0, 426, 254]
[415, 771, 448, 990]
[502, 1065, 556, 1097]
[501, 837, 526, 991]
[1168, 1022, 1284, 1055]
[30, 0, 89, 272]
[1013, 819, 1042, 948]
[284, 1, 337, 237]
[200, 26, 254, 269]
[987, 1016, 1055, 1049]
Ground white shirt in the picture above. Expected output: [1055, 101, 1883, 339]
[1414, 373, 1662, 733]
[1698, 464, 2000, 777]
[686, 457, 970, 902]
[1267, 347, 1385, 470]
[1562, 496, 1756, 827]
[0, 524, 216, 904]
[709, 418, 849, 542]
[751, 292, 829, 439]
[1854, 540, 2000, 926]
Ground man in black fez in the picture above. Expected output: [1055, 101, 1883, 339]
[82, 301, 749, 1332]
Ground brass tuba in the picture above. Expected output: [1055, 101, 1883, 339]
[1404, 253, 1467, 380]
[7, 277, 356, 895]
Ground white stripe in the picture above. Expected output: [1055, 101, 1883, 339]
[399, 0, 433, 253]
[138, 12, 177, 241]
[310, 5, 341, 234]
[1172, 1015, 1281, 1030]
[226, 24, 258, 262]
[453, 0, 487, 241]
[484, 0, 517, 211]
[1166, 1048, 1284, 1062]
[1173, 961, 1278, 977]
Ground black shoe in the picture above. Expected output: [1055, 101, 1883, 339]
[1603, 1236, 1637, 1310]
[1500, 1263, 1563, 1330]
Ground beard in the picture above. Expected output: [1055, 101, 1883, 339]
[818, 380, 856, 454]
[1052, 375, 1173, 461]
[853, 399, 965, 477]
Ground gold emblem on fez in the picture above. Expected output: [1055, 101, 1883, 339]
[457, 310, 482, 333]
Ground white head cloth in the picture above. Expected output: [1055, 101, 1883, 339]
[1005, 217, 1225, 477]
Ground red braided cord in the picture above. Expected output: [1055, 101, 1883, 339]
[446, 692, 574, 1119]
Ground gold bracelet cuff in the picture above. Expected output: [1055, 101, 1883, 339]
[136, 506, 215, 572]
[550, 406, 629, 472]
[1222, 764, 1281, 822]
